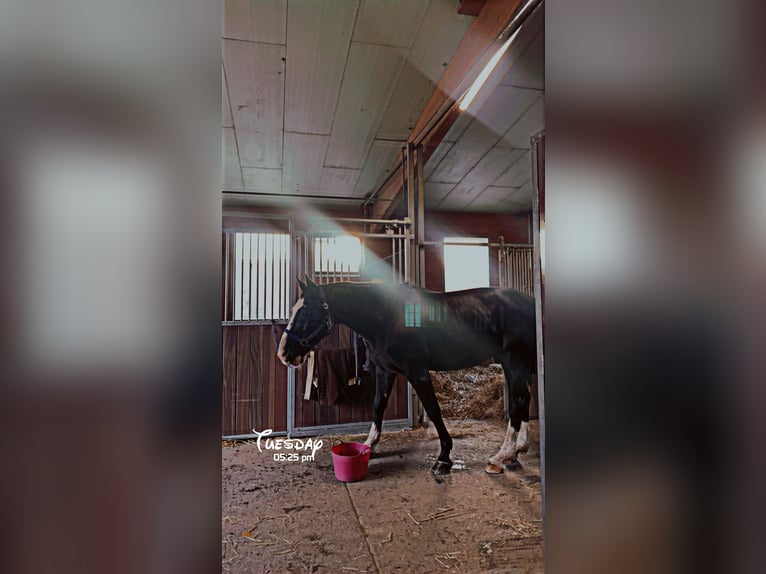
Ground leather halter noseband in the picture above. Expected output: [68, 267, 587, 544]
[282, 293, 333, 349]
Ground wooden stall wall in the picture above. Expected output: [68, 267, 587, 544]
[222, 324, 288, 436]
[422, 211, 531, 291]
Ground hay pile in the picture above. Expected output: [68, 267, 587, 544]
[431, 364, 505, 420]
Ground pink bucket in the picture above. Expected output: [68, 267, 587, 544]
[331, 441, 371, 482]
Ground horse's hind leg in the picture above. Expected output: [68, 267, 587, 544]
[487, 352, 531, 474]
[364, 369, 396, 453]
[409, 370, 453, 475]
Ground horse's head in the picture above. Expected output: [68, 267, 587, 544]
[277, 276, 333, 367]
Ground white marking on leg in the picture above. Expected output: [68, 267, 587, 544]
[364, 422, 380, 448]
[515, 421, 529, 453]
[489, 420, 518, 467]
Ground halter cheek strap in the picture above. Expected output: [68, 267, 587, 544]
[283, 298, 333, 349]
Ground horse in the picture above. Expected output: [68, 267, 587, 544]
[276, 276, 536, 476]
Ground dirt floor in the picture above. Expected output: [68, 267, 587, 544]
[222, 419, 542, 573]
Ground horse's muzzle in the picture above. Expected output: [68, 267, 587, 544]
[279, 352, 305, 368]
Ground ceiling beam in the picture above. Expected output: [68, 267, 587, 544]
[458, 0, 487, 17]
[368, 0, 525, 223]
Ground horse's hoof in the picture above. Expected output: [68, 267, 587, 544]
[485, 463, 504, 474]
[504, 460, 522, 472]
[431, 460, 452, 475]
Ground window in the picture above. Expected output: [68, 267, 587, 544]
[443, 236, 490, 292]
[314, 236, 362, 277]
[233, 232, 291, 321]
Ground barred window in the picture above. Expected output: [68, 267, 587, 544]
[233, 232, 291, 321]
[313, 236, 362, 278]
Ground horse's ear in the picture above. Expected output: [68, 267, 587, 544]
[296, 277, 307, 295]
[304, 274, 318, 289]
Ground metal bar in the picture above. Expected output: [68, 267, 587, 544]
[235, 233, 240, 321]
[309, 216, 411, 226]
[254, 234, 260, 320]
[270, 234, 275, 319]
[416, 144, 426, 287]
[406, 143, 415, 284]
[319, 237, 323, 283]
[422, 240, 531, 248]
[279, 234, 285, 318]
[294, 231, 409, 240]
[224, 233, 229, 321]
[255, 233, 260, 318]
[333, 246, 337, 283]
[531, 130, 546, 531]
[243, 233, 248, 320]
[223, 431, 289, 440]
[399, 237, 407, 283]
[291, 419, 411, 438]
[223, 190, 400, 202]
[287, 221, 295, 437]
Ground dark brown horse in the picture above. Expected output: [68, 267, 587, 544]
[277, 276, 536, 475]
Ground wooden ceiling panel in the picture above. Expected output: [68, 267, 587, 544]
[282, 132, 329, 194]
[224, 39, 285, 169]
[324, 43, 406, 170]
[223, 0, 286, 45]
[352, 0, 429, 48]
[493, 149, 531, 187]
[222, 127, 243, 189]
[440, 147, 526, 208]
[423, 140, 454, 181]
[429, 85, 538, 183]
[242, 167, 282, 192]
[319, 167, 362, 196]
[376, 62, 438, 141]
[500, 94, 544, 149]
[472, 185, 516, 206]
[352, 139, 403, 198]
[285, 0, 357, 135]
[509, 179, 533, 203]
[502, 29, 544, 90]
[408, 0, 475, 83]
[424, 182, 455, 210]
[376, 0, 474, 141]
[222, 65, 233, 128]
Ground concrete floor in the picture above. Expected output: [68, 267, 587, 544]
[222, 419, 542, 573]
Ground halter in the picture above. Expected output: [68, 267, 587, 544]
[282, 292, 334, 350]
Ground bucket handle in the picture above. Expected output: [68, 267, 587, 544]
[360, 447, 370, 456]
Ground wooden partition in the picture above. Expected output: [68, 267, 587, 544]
[222, 324, 288, 436]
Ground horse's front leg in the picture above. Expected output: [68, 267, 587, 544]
[409, 370, 453, 475]
[364, 369, 396, 454]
